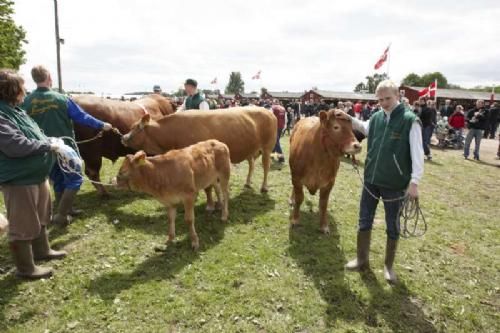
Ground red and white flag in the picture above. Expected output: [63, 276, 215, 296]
[210, 77, 217, 85]
[374, 45, 390, 70]
[418, 80, 437, 98]
[252, 70, 261, 80]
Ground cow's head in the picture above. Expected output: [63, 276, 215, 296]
[115, 151, 148, 190]
[121, 114, 152, 150]
[319, 109, 362, 155]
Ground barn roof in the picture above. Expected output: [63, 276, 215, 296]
[239, 93, 260, 98]
[311, 90, 377, 101]
[405, 86, 499, 101]
[267, 91, 303, 99]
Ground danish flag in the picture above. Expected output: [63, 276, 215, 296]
[374, 45, 390, 70]
[418, 80, 437, 98]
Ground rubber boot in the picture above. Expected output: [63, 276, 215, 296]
[55, 190, 82, 217]
[32, 226, 67, 261]
[9, 240, 53, 279]
[384, 237, 398, 284]
[52, 189, 78, 226]
[345, 230, 371, 270]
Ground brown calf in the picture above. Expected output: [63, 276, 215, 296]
[115, 139, 230, 250]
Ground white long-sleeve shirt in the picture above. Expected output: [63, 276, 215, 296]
[178, 96, 209, 111]
[351, 107, 424, 185]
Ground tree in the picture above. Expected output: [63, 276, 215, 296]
[420, 72, 448, 88]
[401, 73, 421, 86]
[355, 73, 389, 93]
[354, 82, 366, 92]
[172, 88, 186, 97]
[401, 71, 450, 88]
[0, 0, 27, 69]
[225, 72, 244, 94]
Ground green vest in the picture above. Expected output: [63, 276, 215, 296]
[185, 93, 205, 110]
[22, 87, 75, 147]
[364, 104, 417, 191]
[0, 101, 55, 185]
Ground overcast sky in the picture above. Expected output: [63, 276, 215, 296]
[13, 0, 500, 95]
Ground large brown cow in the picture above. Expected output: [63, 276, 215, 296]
[115, 140, 231, 250]
[289, 109, 362, 234]
[121, 107, 277, 192]
[73, 94, 175, 196]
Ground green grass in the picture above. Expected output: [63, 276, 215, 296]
[0, 139, 499, 333]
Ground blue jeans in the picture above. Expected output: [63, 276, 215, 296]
[358, 182, 405, 240]
[422, 125, 434, 156]
[464, 128, 483, 159]
[50, 163, 83, 194]
[273, 128, 284, 156]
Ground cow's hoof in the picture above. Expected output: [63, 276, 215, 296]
[244, 183, 252, 189]
[191, 242, 199, 251]
[205, 205, 215, 213]
[260, 187, 269, 193]
[320, 226, 330, 235]
[214, 202, 223, 211]
[289, 222, 301, 229]
[288, 199, 294, 207]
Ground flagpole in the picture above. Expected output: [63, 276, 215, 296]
[386, 42, 392, 78]
[434, 79, 438, 107]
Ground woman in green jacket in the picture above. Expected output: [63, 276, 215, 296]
[0, 69, 66, 279]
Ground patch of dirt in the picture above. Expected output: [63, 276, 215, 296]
[450, 242, 467, 256]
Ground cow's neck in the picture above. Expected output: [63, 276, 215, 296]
[318, 127, 342, 159]
[143, 126, 166, 155]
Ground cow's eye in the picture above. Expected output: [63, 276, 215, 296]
[333, 125, 340, 130]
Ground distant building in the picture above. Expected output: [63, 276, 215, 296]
[400, 85, 499, 108]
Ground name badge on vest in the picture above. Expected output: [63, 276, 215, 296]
[390, 131, 402, 140]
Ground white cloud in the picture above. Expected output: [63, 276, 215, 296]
[13, 0, 500, 95]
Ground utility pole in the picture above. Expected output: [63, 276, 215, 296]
[54, 0, 62, 92]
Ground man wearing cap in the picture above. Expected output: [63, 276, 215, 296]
[177, 79, 209, 111]
[153, 85, 162, 94]
[22, 65, 113, 226]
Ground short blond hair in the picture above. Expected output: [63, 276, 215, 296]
[31, 65, 50, 84]
[375, 80, 399, 96]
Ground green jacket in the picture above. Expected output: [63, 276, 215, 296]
[0, 101, 55, 185]
[364, 104, 417, 191]
[185, 93, 205, 110]
[22, 87, 75, 143]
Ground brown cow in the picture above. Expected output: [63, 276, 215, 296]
[115, 140, 231, 250]
[121, 107, 277, 192]
[289, 109, 362, 234]
[73, 94, 175, 196]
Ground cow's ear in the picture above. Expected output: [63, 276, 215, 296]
[319, 111, 328, 124]
[141, 113, 151, 125]
[132, 151, 147, 165]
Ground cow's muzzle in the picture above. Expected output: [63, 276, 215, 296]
[121, 134, 130, 146]
[345, 142, 362, 155]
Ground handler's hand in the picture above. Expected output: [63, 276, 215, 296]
[102, 122, 113, 131]
[407, 183, 419, 199]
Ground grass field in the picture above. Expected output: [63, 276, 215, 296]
[0, 138, 499, 333]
